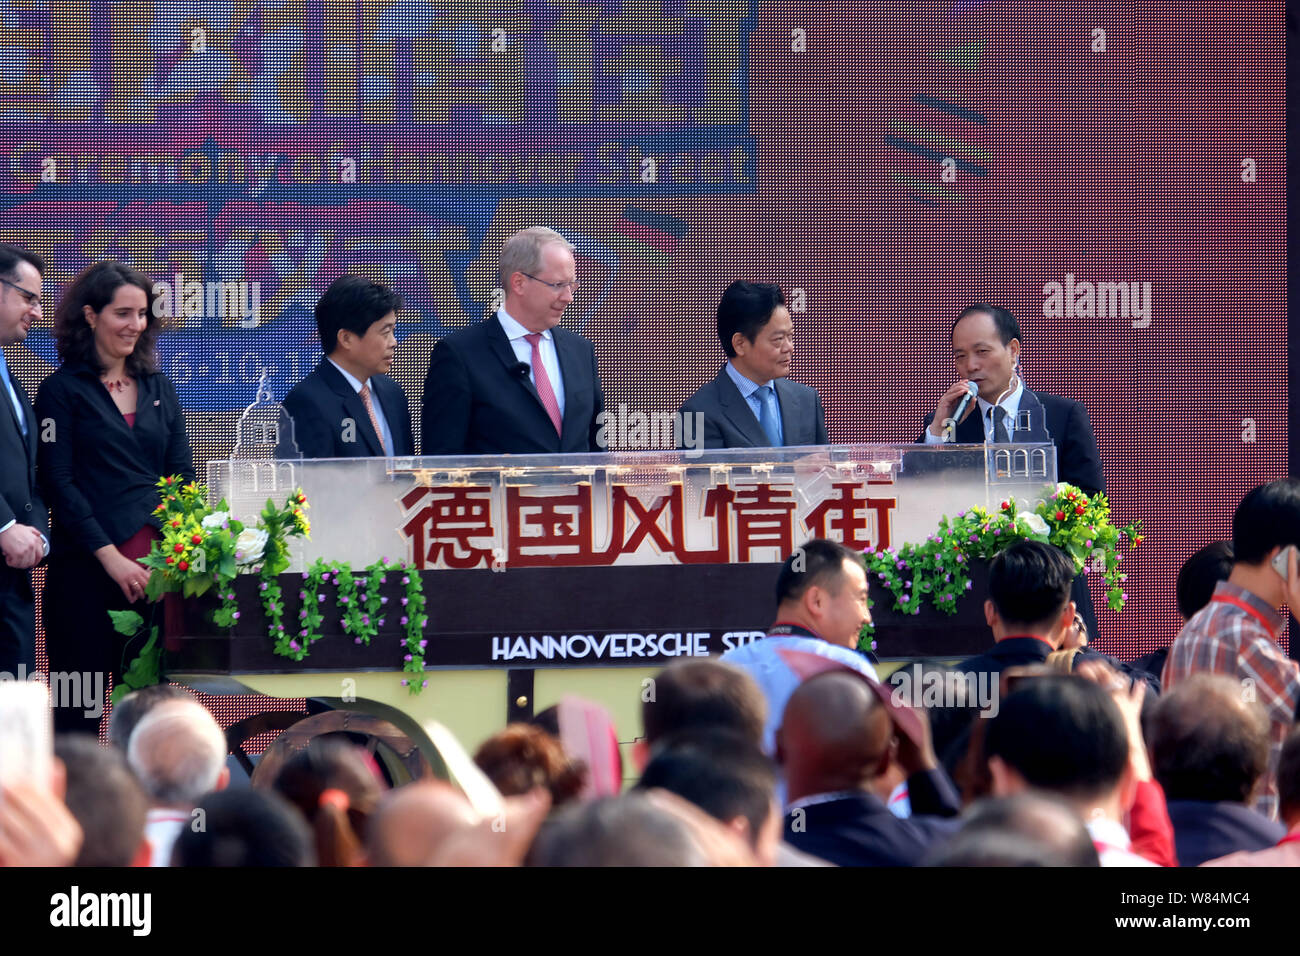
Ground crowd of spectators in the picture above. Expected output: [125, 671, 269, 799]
[1, 478, 1297, 867]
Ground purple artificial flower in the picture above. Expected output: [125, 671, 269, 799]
[235, 551, 243, 560]
[232, 611, 241, 620]
[378, 618, 385, 627]
[299, 591, 306, 599]
[362, 615, 370, 625]
[380, 596, 388, 605]
[401, 576, 410, 585]
[340, 596, 349, 604]
[944, 574, 951, 582]
[419, 639, 427, 649]
[289, 640, 300, 650]
[259, 581, 268, 591]
[400, 597, 409, 606]
[957, 510, 966, 518]
[993, 529, 1002, 536]
[400, 616, 409, 626]
[404, 654, 413, 662]
[301, 572, 309, 580]
[965, 580, 972, 590]
[354, 637, 362, 645]
[318, 594, 326, 603]
[381, 557, 389, 565]
[401, 679, 409, 687]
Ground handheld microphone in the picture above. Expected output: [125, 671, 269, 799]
[951, 380, 979, 425]
[510, 361, 530, 378]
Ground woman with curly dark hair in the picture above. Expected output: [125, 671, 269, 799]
[35, 261, 194, 735]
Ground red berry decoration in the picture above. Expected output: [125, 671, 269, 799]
[173, 542, 185, 554]
[191, 534, 202, 544]
[1055, 511, 1066, 521]
[1075, 505, 1085, 515]
[1000, 500, 1010, 510]
[178, 560, 189, 571]
[171, 520, 181, 528]
[165, 556, 174, 565]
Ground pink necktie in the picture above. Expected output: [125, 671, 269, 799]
[524, 332, 563, 436]
[358, 382, 388, 454]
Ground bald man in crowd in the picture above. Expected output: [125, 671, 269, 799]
[778, 671, 960, 866]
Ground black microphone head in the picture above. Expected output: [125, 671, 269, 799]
[511, 361, 530, 377]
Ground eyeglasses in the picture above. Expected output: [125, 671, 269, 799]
[521, 273, 580, 294]
[0, 276, 41, 309]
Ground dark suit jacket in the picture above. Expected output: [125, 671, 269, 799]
[0, 361, 47, 671]
[1165, 801, 1285, 868]
[919, 387, 1105, 496]
[421, 314, 603, 455]
[281, 359, 414, 458]
[679, 365, 828, 449]
[784, 776, 961, 867]
[34, 360, 194, 555]
[0, 367, 46, 542]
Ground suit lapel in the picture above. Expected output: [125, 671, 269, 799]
[370, 376, 408, 456]
[486, 314, 544, 408]
[317, 360, 384, 456]
[553, 329, 585, 446]
[714, 366, 770, 447]
[1012, 389, 1052, 442]
[774, 379, 806, 445]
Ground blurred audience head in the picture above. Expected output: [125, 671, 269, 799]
[127, 699, 230, 808]
[55, 734, 150, 867]
[777, 671, 893, 803]
[635, 730, 781, 865]
[474, 724, 586, 807]
[639, 659, 765, 767]
[924, 793, 1100, 866]
[1147, 674, 1270, 804]
[526, 793, 710, 866]
[984, 675, 1130, 814]
[984, 541, 1077, 646]
[366, 781, 479, 866]
[1175, 541, 1235, 620]
[108, 683, 192, 749]
[271, 736, 385, 867]
[172, 789, 315, 867]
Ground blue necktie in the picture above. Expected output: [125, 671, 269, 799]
[0, 350, 27, 439]
[757, 385, 782, 447]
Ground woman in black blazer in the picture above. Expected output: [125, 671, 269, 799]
[35, 261, 194, 735]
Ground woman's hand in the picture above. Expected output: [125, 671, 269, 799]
[95, 545, 151, 603]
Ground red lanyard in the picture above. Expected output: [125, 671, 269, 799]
[1210, 594, 1278, 640]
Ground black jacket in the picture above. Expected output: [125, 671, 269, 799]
[0, 368, 46, 540]
[919, 387, 1105, 497]
[280, 359, 414, 458]
[421, 314, 604, 455]
[34, 360, 194, 555]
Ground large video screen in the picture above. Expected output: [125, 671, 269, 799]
[3, 0, 1288, 703]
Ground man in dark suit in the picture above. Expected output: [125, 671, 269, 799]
[679, 280, 827, 449]
[779, 670, 960, 866]
[0, 244, 48, 675]
[421, 226, 603, 455]
[281, 276, 414, 458]
[919, 303, 1104, 496]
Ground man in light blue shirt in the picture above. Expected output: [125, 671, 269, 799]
[721, 538, 878, 755]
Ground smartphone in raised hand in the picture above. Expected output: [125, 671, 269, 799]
[0, 681, 52, 795]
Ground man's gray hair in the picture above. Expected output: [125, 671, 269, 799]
[498, 226, 575, 289]
[127, 699, 228, 807]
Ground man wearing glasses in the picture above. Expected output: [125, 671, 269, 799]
[0, 244, 49, 676]
[421, 226, 604, 455]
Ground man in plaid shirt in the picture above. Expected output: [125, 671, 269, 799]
[1164, 479, 1300, 820]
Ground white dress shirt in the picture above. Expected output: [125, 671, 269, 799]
[497, 306, 566, 417]
[924, 378, 1024, 444]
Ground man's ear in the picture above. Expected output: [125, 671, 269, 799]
[1055, 600, 1078, 647]
[725, 814, 753, 845]
[984, 599, 999, 630]
[731, 331, 749, 357]
[216, 765, 231, 792]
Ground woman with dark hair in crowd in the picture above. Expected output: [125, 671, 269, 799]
[35, 261, 194, 735]
[272, 737, 386, 867]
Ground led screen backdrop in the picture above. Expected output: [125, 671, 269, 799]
[2, 0, 1288, 721]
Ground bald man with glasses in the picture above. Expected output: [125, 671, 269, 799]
[421, 226, 605, 455]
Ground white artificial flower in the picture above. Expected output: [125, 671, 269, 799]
[1017, 512, 1050, 536]
[201, 511, 231, 531]
[235, 527, 269, 565]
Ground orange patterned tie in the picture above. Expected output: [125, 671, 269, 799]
[359, 382, 388, 454]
